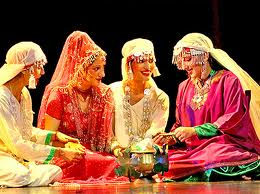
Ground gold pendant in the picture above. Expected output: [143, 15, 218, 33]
[193, 95, 203, 103]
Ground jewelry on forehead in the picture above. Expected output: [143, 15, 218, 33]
[24, 59, 46, 70]
[127, 51, 155, 64]
[83, 50, 106, 66]
[173, 47, 206, 70]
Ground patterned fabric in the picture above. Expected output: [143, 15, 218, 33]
[51, 150, 127, 183]
[46, 84, 113, 152]
[37, 31, 106, 130]
[0, 86, 55, 163]
[110, 81, 169, 148]
[0, 86, 62, 187]
[163, 70, 260, 180]
[171, 160, 260, 182]
[43, 84, 129, 183]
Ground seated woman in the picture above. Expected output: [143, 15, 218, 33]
[0, 41, 84, 188]
[155, 32, 260, 181]
[110, 38, 170, 169]
[37, 31, 128, 184]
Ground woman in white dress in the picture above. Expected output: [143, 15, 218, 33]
[0, 42, 85, 187]
[110, 38, 170, 156]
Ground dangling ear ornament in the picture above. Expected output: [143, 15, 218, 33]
[28, 66, 36, 89]
[28, 74, 36, 89]
[127, 62, 133, 80]
[152, 66, 161, 77]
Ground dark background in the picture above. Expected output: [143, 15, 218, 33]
[0, 0, 259, 131]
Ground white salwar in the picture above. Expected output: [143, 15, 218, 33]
[0, 86, 62, 187]
[110, 81, 169, 148]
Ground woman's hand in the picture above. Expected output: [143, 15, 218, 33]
[56, 148, 85, 163]
[55, 132, 80, 144]
[153, 133, 165, 146]
[113, 147, 125, 157]
[65, 142, 86, 152]
[153, 133, 177, 146]
[173, 127, 196, 142]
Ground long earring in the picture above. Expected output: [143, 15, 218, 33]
[127, 62, 133, 80]
[152, 66, 161, 77]
[202, 63, 206, 71]
[28, 67, 36, 89]
[28, 74, 36, 89]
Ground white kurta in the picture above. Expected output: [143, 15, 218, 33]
[110, 81, 170, 148]
[0, 86, 62, 187]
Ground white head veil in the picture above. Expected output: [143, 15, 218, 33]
[0, 41, 47, 86]
[121, 38, 161, 81]
[173, 32, 260, 139]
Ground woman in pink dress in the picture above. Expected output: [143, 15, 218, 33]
[37, 31, 128, 184]
[155, 32, 260, 181]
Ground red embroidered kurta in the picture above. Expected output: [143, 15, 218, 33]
[44, 84, 128, 183]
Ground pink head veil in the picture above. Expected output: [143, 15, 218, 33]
[37, 30, 106, 128]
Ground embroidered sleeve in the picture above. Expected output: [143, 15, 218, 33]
[31, 127, 55, 145]
[0, 95, 57, 163]
[145, 91, 170, 137]
[43, 148, 56, 164]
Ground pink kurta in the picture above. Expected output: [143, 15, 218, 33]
[43, 84, 128, 183]
[165, 70, 260, 179]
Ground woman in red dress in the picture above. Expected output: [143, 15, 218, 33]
[37, 31, 128, 184]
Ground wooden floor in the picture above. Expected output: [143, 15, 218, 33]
[1, 181, 260, 194]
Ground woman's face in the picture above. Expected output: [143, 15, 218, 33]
[175, 48, 206, 79]
[184, 63, 202, 79]
[79, 55, 106, 88]
[32, 63, 45, 80]
[131, 55, 155, 82]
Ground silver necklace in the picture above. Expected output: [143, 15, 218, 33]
[190, 69, 216, 110]
[123, 85, 152, 145]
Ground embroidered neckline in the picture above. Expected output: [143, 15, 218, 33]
[122, 84, 152, 145]
[190, 69, 217, 110]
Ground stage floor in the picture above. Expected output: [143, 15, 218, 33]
[1, 181, 260, 194]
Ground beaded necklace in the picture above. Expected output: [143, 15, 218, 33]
[123, 84, 152, 145]
[190, 69, 216, 110]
